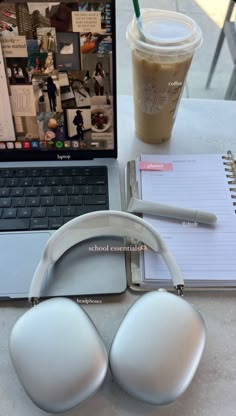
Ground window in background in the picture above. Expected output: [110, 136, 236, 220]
[116, 0, 236, 100]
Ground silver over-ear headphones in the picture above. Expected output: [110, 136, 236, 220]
[9, 211, 206, 413]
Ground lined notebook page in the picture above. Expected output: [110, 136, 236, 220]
[139, 154, 236, 285]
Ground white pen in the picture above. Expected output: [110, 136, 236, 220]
[127, 197, 217, 225]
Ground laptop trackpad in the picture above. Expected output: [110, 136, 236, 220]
[0, 234, 127, 299]
[0, 232, 51, 298]
[44, 237, 127, 297]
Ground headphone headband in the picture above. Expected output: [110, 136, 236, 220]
[29, 211, 184, 302]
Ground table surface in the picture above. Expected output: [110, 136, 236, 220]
[1, 96, 236, 416]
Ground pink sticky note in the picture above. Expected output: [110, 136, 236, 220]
[139, 161, 173, 171]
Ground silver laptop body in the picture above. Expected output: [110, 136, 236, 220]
[0, 0, 126, 299]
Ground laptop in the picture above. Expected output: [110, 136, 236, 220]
[0, 0, 127, 299]
[59, 72, 75, 102]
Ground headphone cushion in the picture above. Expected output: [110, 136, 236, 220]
[110, 291, 206, 405]
[9, 298, 108, 413]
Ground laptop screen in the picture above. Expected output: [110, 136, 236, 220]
[0, 0, 117, 161]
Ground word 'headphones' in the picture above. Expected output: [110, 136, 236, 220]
[9, 211, 206, 413]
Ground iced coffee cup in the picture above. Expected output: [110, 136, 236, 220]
[126, 9, 202, 144]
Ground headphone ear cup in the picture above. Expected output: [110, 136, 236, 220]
[9, 298, 108, 413]
[110, 291, 206, 405]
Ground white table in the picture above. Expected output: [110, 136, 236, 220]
[1, 96, 236, 416]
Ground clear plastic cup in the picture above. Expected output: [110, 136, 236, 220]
[126, 9, 202, 144]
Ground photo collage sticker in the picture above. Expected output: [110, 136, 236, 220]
[0, 1, 114, 151]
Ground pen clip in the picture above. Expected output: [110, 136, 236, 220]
[128, 160, 139, 202]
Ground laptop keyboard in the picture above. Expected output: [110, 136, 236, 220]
[0, 166, 109, 231]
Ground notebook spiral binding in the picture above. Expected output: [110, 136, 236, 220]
[222, 150, 236, 207]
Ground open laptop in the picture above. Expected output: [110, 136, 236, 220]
[0, 0, 127, 299]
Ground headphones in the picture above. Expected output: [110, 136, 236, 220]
[9, 211, 206, 413]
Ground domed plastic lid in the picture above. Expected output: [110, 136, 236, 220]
[127, 9, 203, 56]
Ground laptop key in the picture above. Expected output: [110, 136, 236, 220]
[5, 178, 19, 187]
[92, 167, 107, 176]
[0, 188, 10, 197]
[87, 176, 106, 185]
[41, 196, 54, 206]
[54, 169, 66, 176]
[47, 177, 60, 186]
[11, 188, 24, 197]
[53, 186, 66, 196]
[33, 177, 46, 186]
[1, 169, 13, 178]
[80, 168, 93, 176]
[14, 168, 28, 177]
[81, 185, 93, 195]
[49, 217, 63, 229]
[47, 207, 61, 217]
[31, 169, 41, 177]
[41, 169, 53, 177]
[62, 206, 75, 217]
[26, 197, 40, 207]
[19, 178, 33, 187]
[55, 196, 68, 205]
[18, 208, 32, 218]
[31, 218, 48, 230]
[70, 196, 83, 205]
[69, 168, 80, 176]
[2, 208, 17, 219]
[0, 198, 11, 208]
[84, 196, 107, 205]
[0, 219, 30, 231]
[67, 186, 80, 195]
[32, 207, 47, 218]
[60, 177, 72, 185]
[74, 205, 107, 216]
[74, 177, 86, 185]
[39, 187, 52, 196]
[94, 185, 106, 195]
[24, 187, 38, 197]
[12, 198, 26, 208]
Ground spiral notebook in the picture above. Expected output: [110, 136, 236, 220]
[127, 151, 236, 290]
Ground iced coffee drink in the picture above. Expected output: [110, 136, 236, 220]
[132, 51, 192, 143]
[127, 9, 202, 144]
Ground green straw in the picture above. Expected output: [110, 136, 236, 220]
[132, 0, 147, 43]
[132, 0, 140, 19]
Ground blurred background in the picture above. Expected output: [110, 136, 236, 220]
[116, 0, 236, 100]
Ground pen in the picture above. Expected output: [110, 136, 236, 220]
[127, 197, 217, 225]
